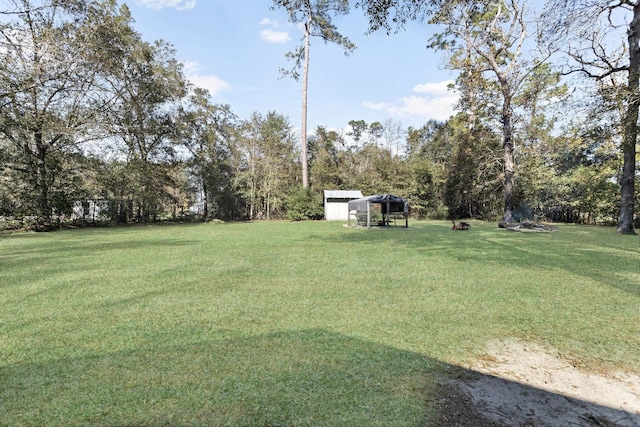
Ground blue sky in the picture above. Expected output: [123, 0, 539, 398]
[120, 0, 460, 133]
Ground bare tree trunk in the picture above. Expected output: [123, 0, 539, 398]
[618, 3, 639, 234]
[301, 18, 310, 189]
[266, 186, 271, 221]
[250, 134, 256, 220]
[502, 117, 515, 223]
[500, 80, 515, 225]
[274, 0, 354, 189]
[34, 131, 50, 221]
[202, 177, 209, 220]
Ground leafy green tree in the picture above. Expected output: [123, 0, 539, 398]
[101, 33, 188, 221]
[369, 121, 385, 145]
[544, 118, 620, 224]
[358, 0, 556, 225]
[514, 64, 567, 145]
[405, 156, 439, 218]
[272, 0, 355, 188]
[406, 120, 451, 166]
[404, 123, 449, 218]
[308, 126, 343, 189]
[404, 114, 503, 220]
[343, 119, 407, 195]
[547, 0, 638, 233]
[259, 112, 298, 219]
[346, 119, 368, 149]
[285, 186, 324, 220]
[513, 63, 570, 219]
[428, 0, 553, 225]
[0, 0, 130, 224]
[355, 0, 429, 34]
[236, 113, 262, 220]
[103, 38, 186, 163]
[93, 159, 133, 223]
[180, 88, 238, 220]
[237, 112, 298, 220]
[437, 114, 503, 220]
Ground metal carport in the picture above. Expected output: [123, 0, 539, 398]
[347, 194, 409, 228]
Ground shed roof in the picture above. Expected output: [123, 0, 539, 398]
[323, 190, 363, 200]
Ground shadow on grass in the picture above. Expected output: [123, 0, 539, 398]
[1, 328, 637, 426]
[2, 237, 199, 259]
[0, 235, 200, 290]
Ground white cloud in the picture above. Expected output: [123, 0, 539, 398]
[189, 75, 232, 95]
[362, 101, 392, 111]
[137, 0, 196, 10]
[413, 80, 455, 96]
[260, 29, 291, 44]
[260, 18, 278, 26]
[183, 61, 232, 96]
[259, 18, 291, 43]
[363, 80, 458, 122]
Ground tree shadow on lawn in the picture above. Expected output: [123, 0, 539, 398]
[0, 237, 200, 291]
[2, 236, 199, 260]
[331, 222, 640, 298]
[1, 328, 637, 426]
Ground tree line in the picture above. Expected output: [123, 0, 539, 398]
[0, 0, 637, 232]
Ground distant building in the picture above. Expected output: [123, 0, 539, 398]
[72, 199, 110, 222]
[323, 190, 363, 221]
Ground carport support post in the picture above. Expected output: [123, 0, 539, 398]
[386, 201, 390, 227]
[367, 204, 370, 228]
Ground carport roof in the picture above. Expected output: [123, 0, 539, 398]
[347, 194, 409, 212]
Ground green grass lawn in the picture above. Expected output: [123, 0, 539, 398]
[1, 220, 638, 426]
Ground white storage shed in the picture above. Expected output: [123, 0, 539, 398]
[323, 190, 363, 221]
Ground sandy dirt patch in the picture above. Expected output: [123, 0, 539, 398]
[449, 339, 640, 426]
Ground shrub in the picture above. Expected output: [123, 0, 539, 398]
[285, 187, 324, 221]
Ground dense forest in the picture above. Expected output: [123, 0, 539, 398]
[0, 0, 637, 232]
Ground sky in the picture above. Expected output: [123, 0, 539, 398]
[119, 0, 460, 134]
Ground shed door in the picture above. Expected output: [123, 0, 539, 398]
[325, 202, 348, 220]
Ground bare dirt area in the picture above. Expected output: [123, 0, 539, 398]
[438, 339, 640, 426]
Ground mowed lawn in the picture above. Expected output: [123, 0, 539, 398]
[1, 220, 638, 426]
